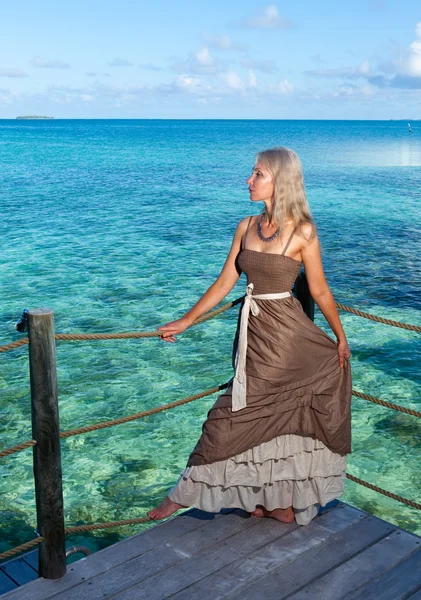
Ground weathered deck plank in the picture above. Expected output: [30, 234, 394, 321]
[1, 502, 420, 600]
[1, 508, 249, 600]
[110, 513, 299, 599]
[0, 508, 233, 600]
[47, 509, 259, 600]
[164, 504, 365, 600]
[285, 529, 421, 600]
[344, 548, 421, 600]
[226, 514, 397, 600]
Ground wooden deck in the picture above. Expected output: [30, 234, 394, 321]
[1, 501, 421, 600]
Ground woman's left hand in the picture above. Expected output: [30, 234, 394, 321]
[337, 338, 351, 368]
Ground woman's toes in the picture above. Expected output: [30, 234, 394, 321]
[147, 497, 186, 520]
[270, 507, 295, 523]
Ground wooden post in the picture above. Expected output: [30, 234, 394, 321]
[28, 309, 66, 579]
[293, 271, 315, 321]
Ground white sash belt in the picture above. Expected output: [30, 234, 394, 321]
[232, 282, 292, 412]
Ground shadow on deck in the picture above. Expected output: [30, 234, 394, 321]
[1, 501, 421, 600]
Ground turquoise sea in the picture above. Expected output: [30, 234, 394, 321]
[1, 119, 420, 557]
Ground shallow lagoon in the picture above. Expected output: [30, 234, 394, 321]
[1, 119, 420, 554]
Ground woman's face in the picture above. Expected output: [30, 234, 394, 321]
[247, 162, 274, 203]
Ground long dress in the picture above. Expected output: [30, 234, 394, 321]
[168, 224, 352, 526]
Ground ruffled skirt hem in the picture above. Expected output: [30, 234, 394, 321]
[168, 434, 347, 526]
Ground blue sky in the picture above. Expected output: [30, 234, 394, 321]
[1, 1, 421, 118]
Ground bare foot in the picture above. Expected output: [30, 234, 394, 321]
[250, 505, 295, 523]
[147, 497, 187, 520]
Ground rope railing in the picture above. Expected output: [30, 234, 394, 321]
[59, 382, 229, 439]
[0, 439, 36, 460]
[64, 517, 151, 534]
[1, 297, 420, 568]
[352, 390, 421, 418]
[346, 474, 421, 511]
[1, 384, 419, 461]
[0, 537, 44, 561]
[1, 298, 420, 355]
[336, 303, 421, 332]
[0, 338, 29, 353]
[0, 298, 243, 353]
[0, 383, 229, 459]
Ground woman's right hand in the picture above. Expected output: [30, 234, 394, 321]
[157, 317, 192, 343]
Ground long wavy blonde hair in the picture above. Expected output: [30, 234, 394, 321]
[256, 147, 316, 242]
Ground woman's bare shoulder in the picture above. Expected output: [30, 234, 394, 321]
[296, 221, 318, 245]
[236, 215, 257, 232]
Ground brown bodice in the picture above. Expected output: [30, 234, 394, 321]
[237, 249, 302, 294]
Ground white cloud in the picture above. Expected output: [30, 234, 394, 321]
[175, 74, 202, 91]
[306, 22, 421, 90]
[248, 70, 257, 88]
[170, 48, 221, 75]
[80, 94, 95, 102]
[359, 61, 371, 74]
[406, 22, 421, 77]
[138, 63, 164, 71]
[86, 72, 113, 78]
[240, 5, 293, 30]
[219, 70, 244, 90]
[203, 33, 247, 52]
[306, 62, 373, 79]
[333, 84, 375, 98]
[239, 57, 278, 73]
[108, 58, 133, 67]
[30, 56, 70, 69]
[195, 47, 214, 66]
[277, 79, 294, 95]
[0, 68, 28, 78]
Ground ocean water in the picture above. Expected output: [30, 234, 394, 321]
[0, 119, 420, 557]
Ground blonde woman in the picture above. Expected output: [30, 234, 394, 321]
[148, 147, 352, 526]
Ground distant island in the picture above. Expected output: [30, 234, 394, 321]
[16, 116, 55, 120]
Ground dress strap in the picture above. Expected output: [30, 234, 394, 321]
[241, 216, 253, 250]
[280, 224, 297, 256]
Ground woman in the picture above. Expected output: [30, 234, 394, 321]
[148, 147, 352, 526]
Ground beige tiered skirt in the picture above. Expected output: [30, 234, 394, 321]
[168, 432, 347, 526]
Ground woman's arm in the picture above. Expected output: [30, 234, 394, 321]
[158, 217, 250, 342]
[301, 224, 351, 367]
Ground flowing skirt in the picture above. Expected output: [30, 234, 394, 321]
[167, 291, 351, 525]
[168, 432, 346, 526]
